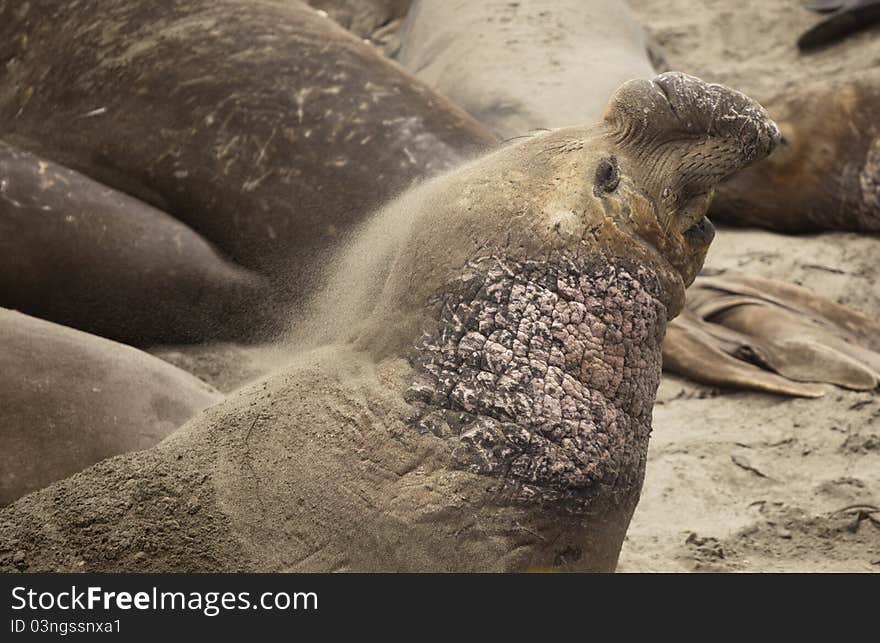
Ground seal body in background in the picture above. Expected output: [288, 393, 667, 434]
[710, 73, 880, 233]
[0, 309, 221, 506]
[397, 0, 659, 138]
[0, 142, 271, 345]
[0, 0, 495, 298]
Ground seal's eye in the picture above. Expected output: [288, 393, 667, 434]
[594, 158, 620, 193]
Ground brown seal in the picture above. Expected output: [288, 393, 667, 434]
[710, 73, 880, 233]
[0, 73, 778, 572]
[0, 309, 221, 506]
[0, 141, 271, 345]
[0, 0, 495, 296]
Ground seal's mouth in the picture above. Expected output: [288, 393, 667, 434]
[683, 215, 715, 245]
[677, 192, 715, 236]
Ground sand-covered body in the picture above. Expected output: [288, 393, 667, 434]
[0, 346, 652, 572]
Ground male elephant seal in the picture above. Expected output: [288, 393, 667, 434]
[0, 0, 494, 292]
[0, 309, 221, 506]
[397, 0, 659, 138]
[398, 2, 879, 393]
[0, 141, 271, 345]
[710, 72, 880, 233]
[0, 74, 778, 572]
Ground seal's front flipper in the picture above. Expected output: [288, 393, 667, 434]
[663, 311, 827, 398]
[711, 305, 880, 390]
[798, 0, 880, 51]
[662, 273, 880, 396]
[692, 273, 880, 352]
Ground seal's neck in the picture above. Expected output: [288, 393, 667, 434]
[404, 254, 667, 514]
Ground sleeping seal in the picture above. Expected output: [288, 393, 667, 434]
[710, 72, 880, 233]
[0, 0, 494, 294]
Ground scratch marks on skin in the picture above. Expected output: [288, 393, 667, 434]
[860, 138, 880, 213]
[295, 88, 311, 124]
[294, 85, 345, 134]
[365, 81, 395, 103]
[243, 169, 274, 194]
[95, 16, 222, 69]
[240, 124, 283, 191]
[0, 177, 22, 208]
[254, 126, 278, 166]
[13, 85, 34, 119]
[217, 136, 241, 167]
[77, 107, 107, 119]
[175, 76, 221, 93]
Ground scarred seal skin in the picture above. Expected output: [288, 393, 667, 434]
[0, 0, 495, 291]
[710, 73, 880, 233]
[0, 74, 777, 573]
[0, 141, 271, 345]
[0, 309, 221, 506]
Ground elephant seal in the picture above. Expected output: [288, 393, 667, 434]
[399, 3, 878, 393]
[710, 73, 880, 233]
[397, 0, 658, 138]
[0, 0, 494, 292]
[0, 309, 221, 506]
[0, 141, 271, 345]
[0, 73, 778, 572]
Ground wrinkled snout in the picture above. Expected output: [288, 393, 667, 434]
[598, 73, 779, 315]
[653, 72, 780, 166]
[604, 71, 780, 176]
